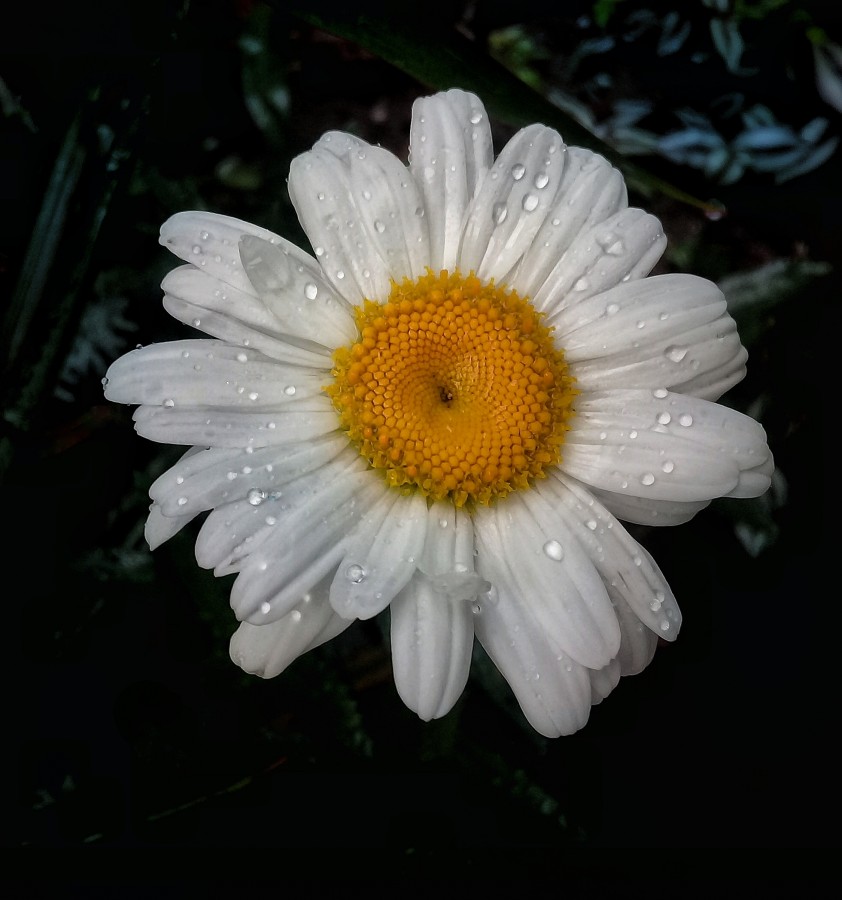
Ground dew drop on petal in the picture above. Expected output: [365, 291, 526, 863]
[177, 496, 188, 507]
[660, 621, 671, 632]
[661, 460, 675, 473]
[470, 111, 483, 125]
[641, 472, 655, 486]
[236, 352, 248, 363]
[283, 385, 296, 396]
[247, 488, 266, 506]
[374, 220, 386, 234]
[542, 540, 564, 561]
[657, 412, 671, 425]
[260, 602, 271, 615]
[534, 171, 549, 189]
[511, 163, 525, 180]
[574, 277, 590, 292]
[163, 398, 175, 408]
[345, 563, 366, 584]
[606, 303, 620, 315]
[679, 414, 694, 427]
[492, 202, 508, 225]
[522, 193, 539, 212]
[665, 345, 688, 363]
[304, 282, 318, 300]
[290, 610, 302, 623]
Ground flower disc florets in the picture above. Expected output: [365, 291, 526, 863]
[327, 269, 577, 507]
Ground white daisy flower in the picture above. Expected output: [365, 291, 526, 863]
[105, 89, 773, 737]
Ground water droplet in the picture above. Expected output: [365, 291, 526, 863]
[542, 540, 564, 561]
[236, 352, 248, 363]
[345, 563, 366, 584]
[586, 519, 597, 531]
[260, 601, 271, 615]
[653, 388, 668, 399]
[661, 460, 675, 473]
[522, 193, 539, 212]
[633, 555, 642, 567]
[657, 412, 671, 425]
[606, 303, 619, 315]
[304, 282, 318, 300]
[192, 318, 201, 328]
[336, 270, 345, 280]
[200, 231, 209, 241]
[573, 277, 590, 292]
[290, 610, 302, 623]
[679, 414, 693, 427]
[649, 596, 662, 611]
[534, 171, 549, 189]
[177, 496, 188, 507]
[511, 163, 525, 180]
[265, 515, 276, 526]
[283, 385, 296, 396]
[636, 320, 646, 329]
[374, 219, 386, 234]
[665, 345, 688, 363]
[629, 430, 638, 439]
[470, 111, 483, 125]
[492, 202, 508, 225]
[163, 398, 175, 408]
[226, 471, 237, 481]
[191, 245, 201, 255]
[599, 431, 607, 441]
[606, 240, 625, 255]
[248, 391, 259, 401]
[314, 246, 325, 257]
[248, 488, 266, 506]
[641, 472, 655, 486]
[660, 621, 671, 632]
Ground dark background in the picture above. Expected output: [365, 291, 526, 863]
[1, 0, 838, 882]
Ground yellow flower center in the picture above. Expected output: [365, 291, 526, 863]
[327, 270, 577, 507]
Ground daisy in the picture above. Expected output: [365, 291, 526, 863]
[105, 89, 772, 737]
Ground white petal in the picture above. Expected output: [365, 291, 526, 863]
[589, 659, 621, 705]
[230, 578, 352, 679]
[149, 434, 349, 518]
[288, 146, 391, 304]
[105, 340, 328, 409]
[237, 235, 356, 348]
[534, 208, 666, 317]
[588, 485, 711, 527]
[474, 497, 620, 669]
[409, 89, 492, 272]
[612, 593, 658, 676]
[345, 144, 430, 281]
[130, 398, 338, 450]
[541, 472, 682, 639]
[472, 581, 592, 738]
[224, 457, 380, 620]
[511, 147, 627, 298]
[458, 124, 566, 282]
[159, 211, 313, 296]
[330, 490, 428, 621]
[418, 502, 485, 601]
[160, 265, 333, 367]
[390, 573, 474, 721]
[144, 501, 196, 550]
[558, 274, 748, 400]
[562, 389, 771, 502]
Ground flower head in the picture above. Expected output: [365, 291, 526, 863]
[105, 89, 772, 737]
